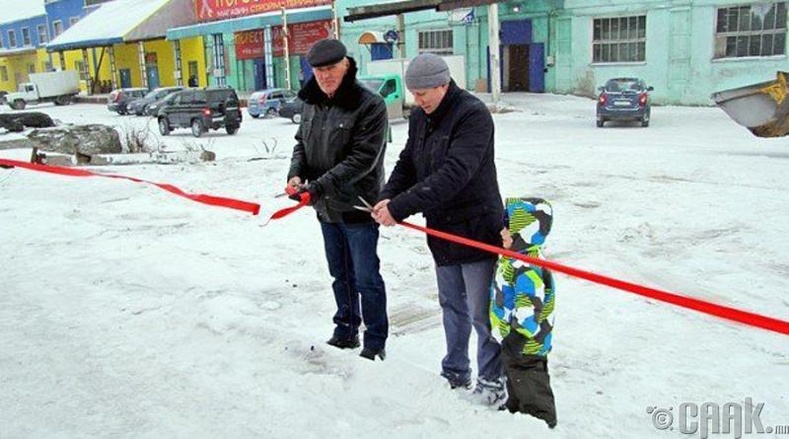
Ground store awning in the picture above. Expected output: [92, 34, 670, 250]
[167, 5, 333, 40]
[344, 0, 499, 22]
[46, 0, 196, 52]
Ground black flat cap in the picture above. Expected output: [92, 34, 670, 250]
[306, 39, 347, 68]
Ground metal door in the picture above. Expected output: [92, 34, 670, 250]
[119, 69, 132, 88]
[146, 65, 160, 90]
[528, 43, 545, 93]
[253, 59, 266, 90]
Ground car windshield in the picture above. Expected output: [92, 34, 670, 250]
[144, 90, 159, 99]
[605, 79, 643, 92]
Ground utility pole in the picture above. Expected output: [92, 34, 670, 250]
[487, 3, 501, 110]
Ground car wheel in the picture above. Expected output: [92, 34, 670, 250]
[226, 125, 239, 135]
[641, 119, 650, 127]
[158, 118, 170, 136]
[596, 119, 604, 128]
[291, 113, 302, 124]
[191, 119, 204, 137]
[265, 108, 278, 118]
[12, 100, 26, 110]
[250, 113, 260, 119]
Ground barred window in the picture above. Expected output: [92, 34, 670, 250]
[7, 30, 16, 48]
[418, 29, 453, 55]
[593, 15, 646, 63]
[715, 3, 787, 58]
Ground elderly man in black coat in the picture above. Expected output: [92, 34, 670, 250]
[288, 39, 389, 361]
[372, 53, 505, 404]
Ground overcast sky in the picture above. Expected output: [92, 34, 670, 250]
[0, 0, 46, 24]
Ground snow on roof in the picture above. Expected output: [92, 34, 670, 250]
[46, 0, 174, 51]
[0, 0, 46, 24]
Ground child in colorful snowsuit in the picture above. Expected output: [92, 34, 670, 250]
[490, 197, 557, 428]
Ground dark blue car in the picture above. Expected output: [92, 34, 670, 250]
[596, 78, 653, 127]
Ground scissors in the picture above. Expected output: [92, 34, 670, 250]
[353, 196, 375, 213]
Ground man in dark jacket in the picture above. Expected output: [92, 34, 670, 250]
[372, 54, 505, 402]
[287, 39, 389, 361]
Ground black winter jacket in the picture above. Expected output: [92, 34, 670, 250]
[288, 58, 388, 223]
[381, 81, 503, 265]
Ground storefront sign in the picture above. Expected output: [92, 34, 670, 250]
[235, 30, 264, 60]
[271, 19, 333, 56]
[196, 0, 332, 22]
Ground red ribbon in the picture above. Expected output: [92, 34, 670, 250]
[0, 158, 261, 215]
[5, 157, 785, 334]
[399, 221, 789, 336]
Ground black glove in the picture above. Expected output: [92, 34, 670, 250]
[288, 183, 319, 205]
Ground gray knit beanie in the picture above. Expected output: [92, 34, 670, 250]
[405, 53, 450, 90]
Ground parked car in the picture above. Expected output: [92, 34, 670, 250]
[107, 87, 148, 115]
[247, 88, 297, 118]
[596, 77, 654, 127]
[145, 91, 180, 116]
[278, 97, 303, 124]
[157, 87, 242, 137]
[128, 86, 184, 116]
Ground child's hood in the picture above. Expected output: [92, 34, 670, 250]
[505, 197, 553, 253]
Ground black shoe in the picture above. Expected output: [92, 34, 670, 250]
[326, 335, 360, 349]
[441, 371, 472, 390]
[359, 347, 386, 361]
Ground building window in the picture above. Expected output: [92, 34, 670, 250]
[69, 17, 79, 27]
[593, 15, 647, 63]
[42, 60, 52, 71]
[28, 63, 35, 74]
[74, 60, 89, 80]
[418, 29, 453, 55]
[37, 24, 48, 44]
[8, 30, 17, 48]
[22, 27, 31, 46]
[715, 3, 787, 58]
[53, 20, 63, 37]
[0, 66, 8, 81]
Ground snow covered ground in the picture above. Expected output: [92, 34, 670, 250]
[1, 94, 787, 438]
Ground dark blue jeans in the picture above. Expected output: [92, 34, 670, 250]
[436, 258, 502, 383]
[320, 220, 388, 350]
